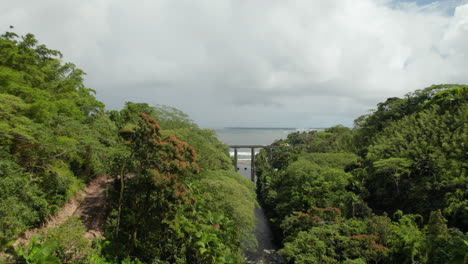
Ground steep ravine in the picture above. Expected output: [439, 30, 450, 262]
[236, 161, 286, 264]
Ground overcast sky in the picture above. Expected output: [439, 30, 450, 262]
[1, 0, 467, 128]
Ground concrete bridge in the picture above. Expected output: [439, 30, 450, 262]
[229, 145, 287, 181]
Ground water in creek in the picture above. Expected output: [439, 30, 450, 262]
[236, 161, 286, 264]
[215, 128, 301, 263]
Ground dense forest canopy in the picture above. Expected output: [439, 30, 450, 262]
[256, 84, 467, 263]
[0, 30, 467, 264]
[0, 30, 115, 250]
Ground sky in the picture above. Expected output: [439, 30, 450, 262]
[1, 0, 467, 128]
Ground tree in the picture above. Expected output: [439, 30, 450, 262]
[0, 30, 116, 250]
[111, 113, 200, 262]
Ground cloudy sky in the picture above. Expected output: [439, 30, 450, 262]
[1, 0, 467, 128]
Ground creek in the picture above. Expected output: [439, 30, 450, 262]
[236, 161, 286, 264]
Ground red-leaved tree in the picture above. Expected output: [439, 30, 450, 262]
[112, 113, 200, 261]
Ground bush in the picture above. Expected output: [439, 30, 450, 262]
[42, 217, 93, 263]
[195, 170, 257, 249]
[0, 158, 48, 248]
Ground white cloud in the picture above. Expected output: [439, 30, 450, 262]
[0, 0, 467, 127]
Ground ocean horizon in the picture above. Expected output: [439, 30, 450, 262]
[214, 127, 325, 161]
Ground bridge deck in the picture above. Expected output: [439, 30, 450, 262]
[228, 145, 288, 148]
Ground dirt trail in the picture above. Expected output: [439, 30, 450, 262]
[14, 174, 112, 247]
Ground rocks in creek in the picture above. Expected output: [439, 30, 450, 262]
[245, 249, 287, 264]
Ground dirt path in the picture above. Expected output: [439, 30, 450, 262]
[14, 174, 112, 247]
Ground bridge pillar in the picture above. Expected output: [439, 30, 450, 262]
[234, 148, 238, 171]
[251, 148, 255, 181]
[267, 147, 272, 165]
[229, 144, 283, 182]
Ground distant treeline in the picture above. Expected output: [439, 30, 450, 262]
[256, 84, 468, 263]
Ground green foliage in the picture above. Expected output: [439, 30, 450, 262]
[111, 102, 232, 172]
[42, 217, 93, 263]
[426, 228, 468, 264]
[280, 211, 465, 264]
[364, 105, 467, 227]
[109, 103, 197, 131]
[107, 113, 247, 263]
[3, 28, 466, 263]
[279, 218, 388, 264]
[0, 156, 48, 248]
[285, 125, 355, 153]
[256, 84, 467, 264]
[299, 152, 359, 169]
[194, 170, 257, 249]
[280, 207, 344, 237]
[389, 214, 427, 263]
[422, 86, 467, 110]
[353, 84, 467, 154]
[162, 128, 232, 171]
[425, 211, 468, 264]
[372, 158, 412, 195]
[307, 126, 355, 153]
[16, 235, 60, 264]
[351, 84, 467, 235]
[105, 102, 256, 263]
[279, 228, 334, 264]
[257, 152, 360, 224]
[109, 113, 199, 261]
[0, 31, 118, 250]
[16, 218, 112, 264]
[0, 31, 104, 123]
[366, 212, 468, 264]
